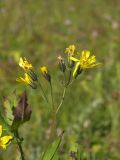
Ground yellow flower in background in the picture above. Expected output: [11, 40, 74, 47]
[16, 73, 37, 89]
[70, 50, 102, 76]
[40, 66, 48, 74]
[19, 57, 33, 71]
[0, 125, 13, 149]
[65, 45, 76, 56]
[40, 66, 51, 82]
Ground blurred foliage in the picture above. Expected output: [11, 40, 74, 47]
[0, 0, 120, 159]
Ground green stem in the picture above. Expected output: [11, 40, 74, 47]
[56, 69, 72, 114]
[56, 86, 67, 114]
[38, 80, 49, 103]
[14, 130, 25, 160]
[50, 81, 55, 111]
[66, 69, 72, 86]
[49, 81, 56, 141]
[68, 78, 75, 86]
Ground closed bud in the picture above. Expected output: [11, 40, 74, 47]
[40, 66, 51, 82]
[57, 55, 66, 72]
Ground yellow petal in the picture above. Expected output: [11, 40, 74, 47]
[0, 125, 2, 137]
[85, 51, 90, 58]
[0, 136, 12, 149]
[40, 66, 48, 74]
[82, 50, 90, 59]
[70, 57, 79, 62]
[89, 63, 102, 68]
[19, 57, 24, 67]
[73, 62, 80, 76]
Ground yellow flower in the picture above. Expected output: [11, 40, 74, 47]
[40, 66, 48, 74]
[65, 45, 76, 56]
[0, 125, 13, 149]
[16, 73, 37, 89]
[40, 66, 51, 82]
[19, 57, 37, 81]
[19, 57, 33, 71]
[70, 50, 102, 77]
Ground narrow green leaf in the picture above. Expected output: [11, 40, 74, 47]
[41, 132, 63, 160]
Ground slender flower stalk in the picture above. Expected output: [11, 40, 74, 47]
[50, 81, 55, 111]
[56, 69, 71, 114]
[49, 80, 57, 142]
[56, 86, 67, 114]
[39, 66, 52, 103]
[37, 79, 49, 103]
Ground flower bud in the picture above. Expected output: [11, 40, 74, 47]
[57, 55, 66, 72]
[40, 66, 51, 82]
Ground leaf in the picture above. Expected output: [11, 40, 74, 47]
[52, 153, 59, 160]
[41, 132, 63, 160]
[11, 91, 32, 130]
[0, 91, 18, 126]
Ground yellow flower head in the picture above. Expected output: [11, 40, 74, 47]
[70, 50, 102, 77]
[0, 125, 13, 149]
[40, 66, 48, 74]
[16, 73, 37, 89]
[19, 57, 33, 71]
[65, 45, 76, 56]
[40, 66, 51, 82]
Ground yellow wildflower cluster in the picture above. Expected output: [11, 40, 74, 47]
[65, 45, 101, 77]
[16, 45, 101, 87]
[17, 57, 37, 89]
[0, 125, 13, 150]
[17, 57, 51, 89]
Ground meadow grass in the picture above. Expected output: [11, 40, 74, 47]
[0, 0, 120, 159]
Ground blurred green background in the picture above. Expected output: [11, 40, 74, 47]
[0, 0, 120, 159]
